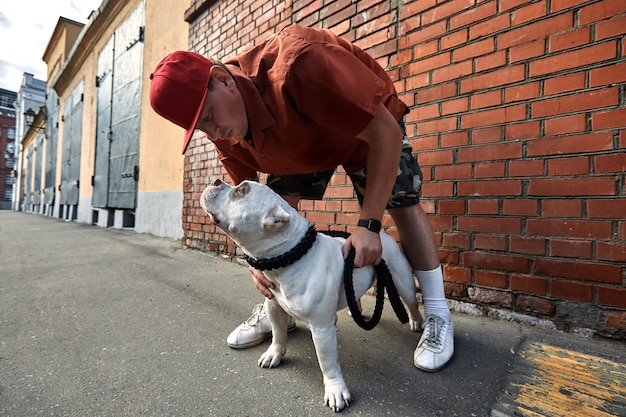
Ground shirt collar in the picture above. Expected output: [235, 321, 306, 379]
[227, 65, 275, 150]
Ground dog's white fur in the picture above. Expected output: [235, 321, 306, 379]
[200, 179, 423, 412]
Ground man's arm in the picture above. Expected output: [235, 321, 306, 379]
[343, 103, 403, 268]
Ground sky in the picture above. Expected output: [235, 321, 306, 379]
[0, 0, 102, 92]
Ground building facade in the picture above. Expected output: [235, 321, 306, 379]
[0, 88, 17, 209]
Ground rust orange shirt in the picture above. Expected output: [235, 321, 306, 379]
[215, 24, 408, 184]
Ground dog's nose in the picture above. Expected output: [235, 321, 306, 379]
[212, 179, 223, 186]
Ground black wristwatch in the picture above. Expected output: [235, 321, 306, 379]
[357, 218, 382, 233]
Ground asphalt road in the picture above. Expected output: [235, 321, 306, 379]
[1, 211, 624, 417]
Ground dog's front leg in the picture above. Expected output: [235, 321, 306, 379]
[310, 322, 351, 412]
[258, 299, 289, 368]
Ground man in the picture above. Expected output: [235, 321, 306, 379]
[150, 24, 453, 372]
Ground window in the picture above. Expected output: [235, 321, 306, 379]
[5, 158, 13, 169]
[6, 142, 14, 153]
[4, 189, 11, 201]
[7, 128, 15, 139]
[6, 174, 14, 185]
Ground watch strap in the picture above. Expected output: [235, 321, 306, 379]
[357, 218, 382, 233]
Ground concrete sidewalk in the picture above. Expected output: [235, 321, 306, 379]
[1, 211, 624, 417]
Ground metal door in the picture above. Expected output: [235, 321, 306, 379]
[59, 81, 83, 205]
[93, 2, 144, 209]
[44, 90, 59, 205]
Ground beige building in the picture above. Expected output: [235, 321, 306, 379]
[25, 0, 189, 238]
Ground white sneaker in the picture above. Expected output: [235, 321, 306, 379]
[227, 303, 296, 349]
[414, 315, 454, 372]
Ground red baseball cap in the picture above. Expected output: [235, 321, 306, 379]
[149, 51, 213, 154]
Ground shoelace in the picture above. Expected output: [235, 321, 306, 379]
[424, 316, 446, 348]
[244, 304, 265, 327]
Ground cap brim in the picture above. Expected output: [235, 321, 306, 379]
[182, 84, 209, 154]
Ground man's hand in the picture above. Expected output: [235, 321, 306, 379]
[341, 227, 383, 268]
[249, 266, 275, 299]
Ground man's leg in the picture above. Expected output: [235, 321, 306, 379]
[389, 204, 454, 372]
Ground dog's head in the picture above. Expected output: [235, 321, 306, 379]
[200, 179, 297, 253]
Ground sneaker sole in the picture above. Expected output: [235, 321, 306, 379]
[226, 323, 297, 350]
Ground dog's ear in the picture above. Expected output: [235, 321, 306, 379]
[262, 205, 290, 232]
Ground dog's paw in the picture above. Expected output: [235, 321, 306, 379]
[258, 344, 286, 368]
[324, 380, 352, 412]
[409, 317, 422, 332]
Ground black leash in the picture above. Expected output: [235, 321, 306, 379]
[321, 230, 409, 330]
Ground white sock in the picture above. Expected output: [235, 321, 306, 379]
[414, 265, 451, 322]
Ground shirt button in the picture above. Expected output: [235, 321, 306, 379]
[259, 152, 264, 157]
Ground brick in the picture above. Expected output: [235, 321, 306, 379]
[399, 21, 446, 47]
[463, 251, 530, 273]
[441, 131, 469, 147]
[527, 133, 614, 157]
[579, 0, 626, 25]
[432, 60, 474, 83]
[417, 149, 454, 166]
[536, 258, 622, 283]
[620, 221, 626, 240]
[416, 117, 457, 135]
[461, 105, 526, 128]
[475, 51, 507, 72]
[475, 234, 507, 251]
[441, 29, 469, 50]
[473, 127, 504, 144]
[549, 239, 593, 259]
[458, 142, 523, 162]
[505, 122, 541, 140]
[471, 90, 502, 110]
[505, 82, 540, 103]
[606, 311, 626, 331]
[595, 153, 626, 174]
[597, 242, 626, 263]
[444, 265, 471, 284]
[547, 156, 590, 176]
[549, 27, 591, 53]
[592, 109, 626, 130]
[517, 294, 555, 315]
[511, 1, 548, 26]
[501, 0, 531, 12]
[510, 236, 547, 255]
[544, 114, 587, 136]
[511, 275, 548, 295]
[598, 287, 626, 309]
[509, 159, 545, 177]
[450, 2, 497, 30]
[441, 98, 469, 116]
[413, 39, 440, 59]
[458, 179, 523, 197]
[443, 232, 472, 249]
[475, 161, 506, 178]
[503, 199, 539, 216]
[475, 270, 509, 288]
[469, 287, 514, 307]
[436, 164, 472, 180]
[417, 83, 458, 103]
[498, 13, 573, 49]
[588, 199, 626, 219]
[453, 38, 495, 62]
[550, 280, 593, 302]
[460, 65, 525, 94]
[530, 42, 617, 77]
[470, 14, 511, 40]
[422, 181, 455, 197]
[527, 219, 613, 239]
[550, 0, 592, 13]
[457, 216, 521, 233]
[544, 72, 585, 95]
[405, 53, 451, 76]
[589, 62, 626, 87]
[542, 199, 582, 217]
[510, 39, 546, 63]
[422, 0, 475, 25]
[399, 0, 437, 20]
[530, 177, 616, 197]
[468, 199, 500, 214]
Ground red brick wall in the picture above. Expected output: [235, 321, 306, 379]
[183, 0, 626, 338]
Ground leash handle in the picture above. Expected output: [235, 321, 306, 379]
[344, 247, 385, 330]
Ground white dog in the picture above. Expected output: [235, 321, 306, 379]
[200, 179, 423, 412]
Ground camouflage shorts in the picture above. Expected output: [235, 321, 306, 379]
[266, 123, 423, 209]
